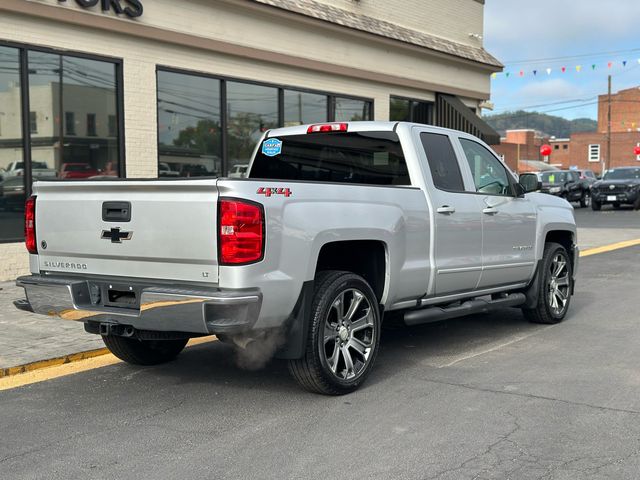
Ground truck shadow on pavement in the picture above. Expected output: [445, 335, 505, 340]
[140, 302, 586, 395]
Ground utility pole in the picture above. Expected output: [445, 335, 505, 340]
[605, 74, 612, 175]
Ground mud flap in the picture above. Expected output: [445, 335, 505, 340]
[274, 280, 314, 360]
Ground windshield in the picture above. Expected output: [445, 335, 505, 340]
[539, 172, 568, 183]
[603, 168, 640, 180]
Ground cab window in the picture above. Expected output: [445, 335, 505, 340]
[459, 138, 512, 196]
[420, 132, 465, 192]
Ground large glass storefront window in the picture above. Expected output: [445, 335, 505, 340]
[0, 46, 24, 241]
[28, 51, 121, 181]
[334, 97, 372, 122]
[157, 71, 222, 177]
[226, 82, 278, 175]
[283, 90, 328, 126]
[0, 43, 123, 242]
[156, 67, 373, 179]
[390, 96, 434, 125]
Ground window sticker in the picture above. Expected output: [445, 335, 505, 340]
[262, 138, 283, 157]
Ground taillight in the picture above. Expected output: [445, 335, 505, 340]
[25, 195, 37, 254]
[307, 123, 348, 134]
[218, 198, 264, 265]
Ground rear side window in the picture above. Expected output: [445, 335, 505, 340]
[250, 131, 410, 185]
[420, 132, 464, 191]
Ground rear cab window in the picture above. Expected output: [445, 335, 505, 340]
[249, 131, 410, 185]
[419, 132, 465, 192]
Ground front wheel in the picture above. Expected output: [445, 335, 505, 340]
[288, 271, 381, 395]
[591, 198, 601, 211]
[522, 242, 572, 324]
[102, 336, 188, 365]
[580, 192, 591, 208]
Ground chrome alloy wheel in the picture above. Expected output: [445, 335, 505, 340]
[547, 253, 570, 315]
[322, 288, 376, 380]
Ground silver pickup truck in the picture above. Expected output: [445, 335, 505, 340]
[17, 122, 578, 395]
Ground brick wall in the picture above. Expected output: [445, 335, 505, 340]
[0, 243, 29, 282]
[490, 129, 546, 173]
[554, 131, 640, 172]
[598, 87, 640, 134]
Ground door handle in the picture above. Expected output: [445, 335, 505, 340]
[437, 205, 456, 214]
[482, 207, 498, 215]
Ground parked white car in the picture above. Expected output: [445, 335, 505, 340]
[229, 164, 249, 178]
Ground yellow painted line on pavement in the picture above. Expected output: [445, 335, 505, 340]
[0, 336, 217, 391]
[580, 238, 640, 257]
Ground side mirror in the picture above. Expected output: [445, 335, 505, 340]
[519, 173, 541, 194]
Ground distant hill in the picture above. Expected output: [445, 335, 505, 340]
[484, 111, 597, 139]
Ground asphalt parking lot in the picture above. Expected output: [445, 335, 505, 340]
[1, 209, 639, 479]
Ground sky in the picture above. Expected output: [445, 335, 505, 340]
[483, 0, 640, 120]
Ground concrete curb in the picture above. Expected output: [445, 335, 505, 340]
[0, 348, 110, 379]
[0, 336, 217, 381]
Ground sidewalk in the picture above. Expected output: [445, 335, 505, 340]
[0, 281, 103, 371]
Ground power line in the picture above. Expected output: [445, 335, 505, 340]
[504, 47, 640, 65]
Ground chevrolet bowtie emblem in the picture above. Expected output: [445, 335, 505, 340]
[101, 227, 133, 243]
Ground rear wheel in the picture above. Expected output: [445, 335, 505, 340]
[522, 242, 572, 324]
[591, 198, 601, 211]
[288, 271, 381, 395]
[102, 336, 188, 365]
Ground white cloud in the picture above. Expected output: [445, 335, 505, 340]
[484, 0, 640, 61]
[517, 78, 587, 101]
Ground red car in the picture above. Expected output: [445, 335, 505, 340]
[59, 163, 98, 179]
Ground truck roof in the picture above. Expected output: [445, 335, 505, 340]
[264, 121, 473, 138]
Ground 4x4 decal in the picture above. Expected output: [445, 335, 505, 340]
[257, 187, 292, 197]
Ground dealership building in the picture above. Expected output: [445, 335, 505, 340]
[0, 0, 501, 280]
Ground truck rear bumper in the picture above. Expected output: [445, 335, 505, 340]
[16, 275, 262, 335]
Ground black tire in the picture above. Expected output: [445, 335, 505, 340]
[288, 270, 381, 395]
[634, 196, 640, 211]
[580, 191, 591, 208]
[522, 242, 572, 324]
[102, 335, 188, 365]
[591, 198, 601, 211]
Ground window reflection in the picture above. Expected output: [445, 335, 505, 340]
[390, 96, 434, 124]
[284, 90, 328, 126]
[28, 51, 120, 180]
[334, 97, 372, 122]
[157, 71, 222, 177]
[0, 46, 25, 241]
[227, 82, 278, 173]
[390, 97, 411, 121]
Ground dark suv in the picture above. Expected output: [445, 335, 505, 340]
[538, 170, 591, 208]
[591, 167, 640, 210]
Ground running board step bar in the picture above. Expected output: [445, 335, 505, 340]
[403, 293, 527, 326]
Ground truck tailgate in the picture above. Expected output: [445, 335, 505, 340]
[33, 179, 219, 283]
